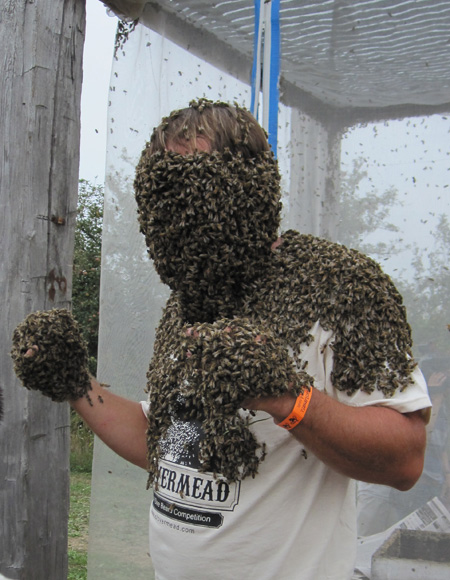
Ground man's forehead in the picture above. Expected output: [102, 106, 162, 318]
[165, 136, 211, 155]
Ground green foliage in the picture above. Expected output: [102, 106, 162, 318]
[70, 409, 93, 473]
[70, 180, 103, 474]
[68, 472, 91, 580]
[68, 551, 87, 580]
[72, 179, 104, 375]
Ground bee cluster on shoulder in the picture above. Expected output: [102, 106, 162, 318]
[244, 231, 417, 398]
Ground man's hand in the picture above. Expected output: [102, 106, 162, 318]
[170, 318, 314, 481]
[182, 317, 312, 415]
[10, 309, 92, 403]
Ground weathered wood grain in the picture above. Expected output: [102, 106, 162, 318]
[0, 1, 85, 578]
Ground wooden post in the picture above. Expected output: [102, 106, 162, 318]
[0, 1, 85, 578]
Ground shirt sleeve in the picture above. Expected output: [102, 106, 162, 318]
[339, 364, 432, 413]
[140, 400, 149, 416]
[299, 320, 432, 414]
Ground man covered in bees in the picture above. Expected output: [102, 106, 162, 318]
[12, 100, 431, 579]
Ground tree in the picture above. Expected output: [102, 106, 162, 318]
[396, 214, 450, 355]
[72, 180, 104, 374]
[336, 158, 404, 259]
[337, 157, 449, 358]
[70, 180, 104, 471]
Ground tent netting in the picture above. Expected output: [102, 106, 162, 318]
[106, 0, 450, 118]
[88, 1, 450, 578]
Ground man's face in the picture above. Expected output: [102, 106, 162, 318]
[134, 142, 282, 321]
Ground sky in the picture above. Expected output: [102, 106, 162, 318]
[79, 0, 118, 184]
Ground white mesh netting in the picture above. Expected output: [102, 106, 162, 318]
[88, 2, 450, 578]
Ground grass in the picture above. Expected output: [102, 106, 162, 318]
[68, 472, 91, 579]
[69, 412, 93, 580]
[70, 411, 94, 474]
[68, 547, 88, 580]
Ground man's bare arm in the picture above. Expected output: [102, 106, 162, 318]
[245, 389, 428, 490]
[71, 378, 149, 470]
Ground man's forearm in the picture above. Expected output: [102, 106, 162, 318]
[71, 378, 149, 470]
[248, 389, 427, 490]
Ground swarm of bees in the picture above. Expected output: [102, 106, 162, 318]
[146, 315, 313, 485]
[243, 231, 417, 397]
[134, 147, 281, 323]
[135, 101, 417, 486]
[10, 309, 92, 403]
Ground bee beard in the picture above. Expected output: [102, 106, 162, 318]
[134, 150, 282, 323]
[149, 222, 271, 323]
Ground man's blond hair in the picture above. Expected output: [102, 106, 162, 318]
[148, 99, 270, 157]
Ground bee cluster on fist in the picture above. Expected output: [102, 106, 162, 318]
[11, 309, 92, 403]
[146, 315, 313, 485]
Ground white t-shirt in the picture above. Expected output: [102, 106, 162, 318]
[141, 321, 430, 580]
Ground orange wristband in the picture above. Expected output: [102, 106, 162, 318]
[277, 388, 312, 430]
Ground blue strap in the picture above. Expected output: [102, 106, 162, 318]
[250, 0, 280, 157]
[267, 0, 280, 157]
